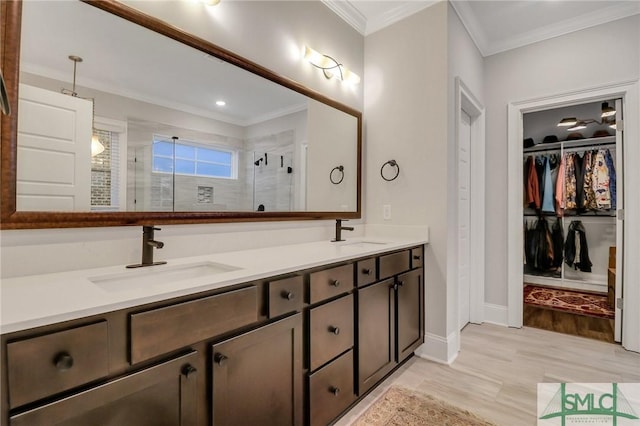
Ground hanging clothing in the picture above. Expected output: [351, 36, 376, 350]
[564, 220, 592, 273]
[525, 156, 540, 209]
[564, 153, 577, 210]
[593, 149, 612, 210]
[581, 150, 597, 210]
[555, 155, 565, 216]
[573, 153, 585, 213]
[541, 156, 555, 213]
[604, 149, 617, 210]
[551, 218, 564, 268]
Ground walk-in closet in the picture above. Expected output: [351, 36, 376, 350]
[521, 99, 623, 342]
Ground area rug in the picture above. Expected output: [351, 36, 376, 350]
[352, 386, 496, 426]
[523, 285, 614, 319]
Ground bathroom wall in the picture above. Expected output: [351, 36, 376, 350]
[363, 2, 449, 356]
[483, 15, 640, 312]
[1, 1, 365, 279]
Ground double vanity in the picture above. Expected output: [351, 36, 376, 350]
[1, 237, 426, 425]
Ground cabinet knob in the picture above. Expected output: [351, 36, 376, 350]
[413, 255, 421, 260]
[281, 290, 295, 300]
[391, 283, 398, 291]
[329, 386, 341, 396]
[328, 326, 340, 335]
[331, 279, 341, 287]
[398, 281, 404, 287]
[362, 268, 371, 275]
[214, 353, 228, 366]
[53, 352, 74, 371]
[182, 364, 197, 378]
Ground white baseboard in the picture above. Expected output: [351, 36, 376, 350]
[414, 331, 459, 364]
[484, 303, 508, 326]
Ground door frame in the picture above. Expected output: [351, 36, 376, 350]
[455, 78, 486, 327]
[506, 80, 640, 352]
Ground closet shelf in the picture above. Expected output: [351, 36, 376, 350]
[523, 135, 615, 153]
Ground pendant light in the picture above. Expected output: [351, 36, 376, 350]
[62, 55, 105, 157]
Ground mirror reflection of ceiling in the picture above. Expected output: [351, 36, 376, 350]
[20, 1, 307, 126]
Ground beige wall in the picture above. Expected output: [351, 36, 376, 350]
[364, 2, 449, 339]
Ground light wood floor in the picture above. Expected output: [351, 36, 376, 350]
[335, 323, 640, 426]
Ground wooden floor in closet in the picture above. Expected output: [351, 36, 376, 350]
[524, 303, 614, 342]
[336, 323, 640, 426]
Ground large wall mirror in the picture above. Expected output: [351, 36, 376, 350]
[0, 0, 361, 229]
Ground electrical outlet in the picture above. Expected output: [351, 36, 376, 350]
[383, 204, 391, 220]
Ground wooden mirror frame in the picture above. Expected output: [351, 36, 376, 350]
[0, 0, 362, 229]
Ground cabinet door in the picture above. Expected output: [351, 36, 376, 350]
[212, 314, 303, 426]
[357, 278, 395, 395]
[10, 352, 198, 426]
[396, 269, 424, 362]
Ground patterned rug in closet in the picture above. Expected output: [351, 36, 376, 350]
[523, 285, 614, 319]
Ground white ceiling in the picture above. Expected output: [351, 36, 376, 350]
[323, 0, 640, 56]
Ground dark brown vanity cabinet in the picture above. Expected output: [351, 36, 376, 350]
[357, 250, 424, 394]
[211, 314, 303, 426]
[1, 244, 425, 426]
[9, 351, 199, 426]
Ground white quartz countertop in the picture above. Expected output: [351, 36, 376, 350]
[1, 237, 426, 334]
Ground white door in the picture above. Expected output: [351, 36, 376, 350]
[17, 84, 92, 211]
[614, 98, 624, 342]
[458, 111, 472, 329]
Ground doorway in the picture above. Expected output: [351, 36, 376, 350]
[506, 81, 640, 353]
[455, 78, 485, 332]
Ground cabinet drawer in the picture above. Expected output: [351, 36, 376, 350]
[356, 258, 377, 287]
[309, 294, 353, 371]
[379, 250, 410, 280]
[411, 246, 423, 269]
[7, 321, 109, 408]
[309, 263, 353, 304]
[268, 275, 304, 317]
[309, 349, 355, 426]
[130, 286, 257, 364]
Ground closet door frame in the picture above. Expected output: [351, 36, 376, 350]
[506, 81, 640, 352]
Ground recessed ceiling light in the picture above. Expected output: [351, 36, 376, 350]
[216, 100, 226, 106]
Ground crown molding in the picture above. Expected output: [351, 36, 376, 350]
[453, 0, 640, 57]
[321, 0, 367, 35]
[485, 1, 640, 57]
[365, 1, 439, 36]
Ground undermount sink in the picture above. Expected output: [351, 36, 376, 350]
[89, 261, 242, 292]
[338, 240, 388, 249]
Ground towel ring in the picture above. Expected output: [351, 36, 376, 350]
[330, 165, 344, 185]
[380, 160, 400, 181]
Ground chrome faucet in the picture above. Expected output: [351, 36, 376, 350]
[332, 219, 354, 242]
[126, 226, 167, 268]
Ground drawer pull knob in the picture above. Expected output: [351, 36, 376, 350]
[331, 280, 341, 287]
[330, 386, 341, 396]
[182, 364, 197, 378]
[53, 352, 74, 371]
[398, 281, 404, 287]
[214, 353, 228, 366]
[391, 283, 398, 291]
[362, 268, 371, 275]
[281, 291, 295, 300]
[329, 326, 340, 335]
[413, 255, 421, 260]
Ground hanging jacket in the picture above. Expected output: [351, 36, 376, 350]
[551, 218, 564, 268]
[564, 220, 592, 272]
[604, 149, 617, 210]
[525, 156, 540, 209]
[541, 156, 555, 213]
[564, 153, 577, 210]
[593, 149, 612, 210]
[555, 155, 565, 216]
[582, 150, 597, 210]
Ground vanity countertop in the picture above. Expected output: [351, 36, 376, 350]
[1, 237, 426, 334]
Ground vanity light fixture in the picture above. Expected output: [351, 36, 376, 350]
[201, 0, 220, 6]
[216, 100, 226, 106]
[304, 46, 360, 85]
[62, 55, 105, 157]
